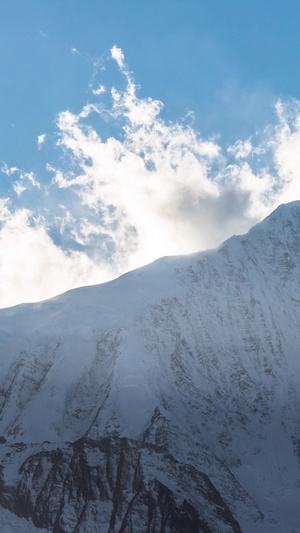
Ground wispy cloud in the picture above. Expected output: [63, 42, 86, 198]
[37, 134, 46, 149]
[12, 182, 26, 197]
[0, 47, 299, 308]
[227, 139, 253, 159]
[111, 45, 125, 69]
[1, 163, 18, 176]
[91, 85, 106, 96]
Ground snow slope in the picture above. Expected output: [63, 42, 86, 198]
[0, 201, 299, 532]
[0, 507, 46, 533]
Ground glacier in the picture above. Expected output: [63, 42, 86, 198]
[0, 201, 299, 532]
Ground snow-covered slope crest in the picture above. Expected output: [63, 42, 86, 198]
[0, 200, 300, 532]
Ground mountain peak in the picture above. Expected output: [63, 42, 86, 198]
[0, 200, 300, 532]
[251, 199, 300, 231]
[245, 200, 300, 253]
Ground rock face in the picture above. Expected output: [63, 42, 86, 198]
[0, 432, 243, 533]
[0, 201, 300, 532]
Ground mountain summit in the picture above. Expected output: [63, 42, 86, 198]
[0, 201, 300, 532]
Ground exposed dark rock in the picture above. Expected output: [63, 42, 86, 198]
[0, 435, 242, 532]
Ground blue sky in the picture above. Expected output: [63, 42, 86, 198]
[2, 0, 300, 165]
[1, 0, 300, 307]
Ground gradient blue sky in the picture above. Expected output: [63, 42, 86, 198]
[1, 0, 300, 165]
[1, 0, 300, 307]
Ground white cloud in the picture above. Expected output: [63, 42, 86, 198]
[37, 134, 46, 149]
[0, 198, 11, 220]
[92, 85, 106, 96]
[25, 171, 40, 188]
[1, 48, 300, 309]
[10, 170, 41, 197]
[111, 45, 125, 69]
[0, 206, 110, 309]
[12, 182, 26, 197]
[227, 139, 253, 159]
[1, 164, 18, 176]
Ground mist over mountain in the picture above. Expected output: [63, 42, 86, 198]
[0, 201, 299, 532]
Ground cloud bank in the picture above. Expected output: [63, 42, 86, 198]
[0, 47, 300, 308]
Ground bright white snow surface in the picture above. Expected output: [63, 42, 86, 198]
[0, 200, 300, 531]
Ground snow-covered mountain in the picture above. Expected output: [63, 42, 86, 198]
[0, 201, 299, 532]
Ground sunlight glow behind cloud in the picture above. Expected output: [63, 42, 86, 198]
[0, 46, 299, 308]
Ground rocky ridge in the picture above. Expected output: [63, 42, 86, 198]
[0, 201, 299, 531]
